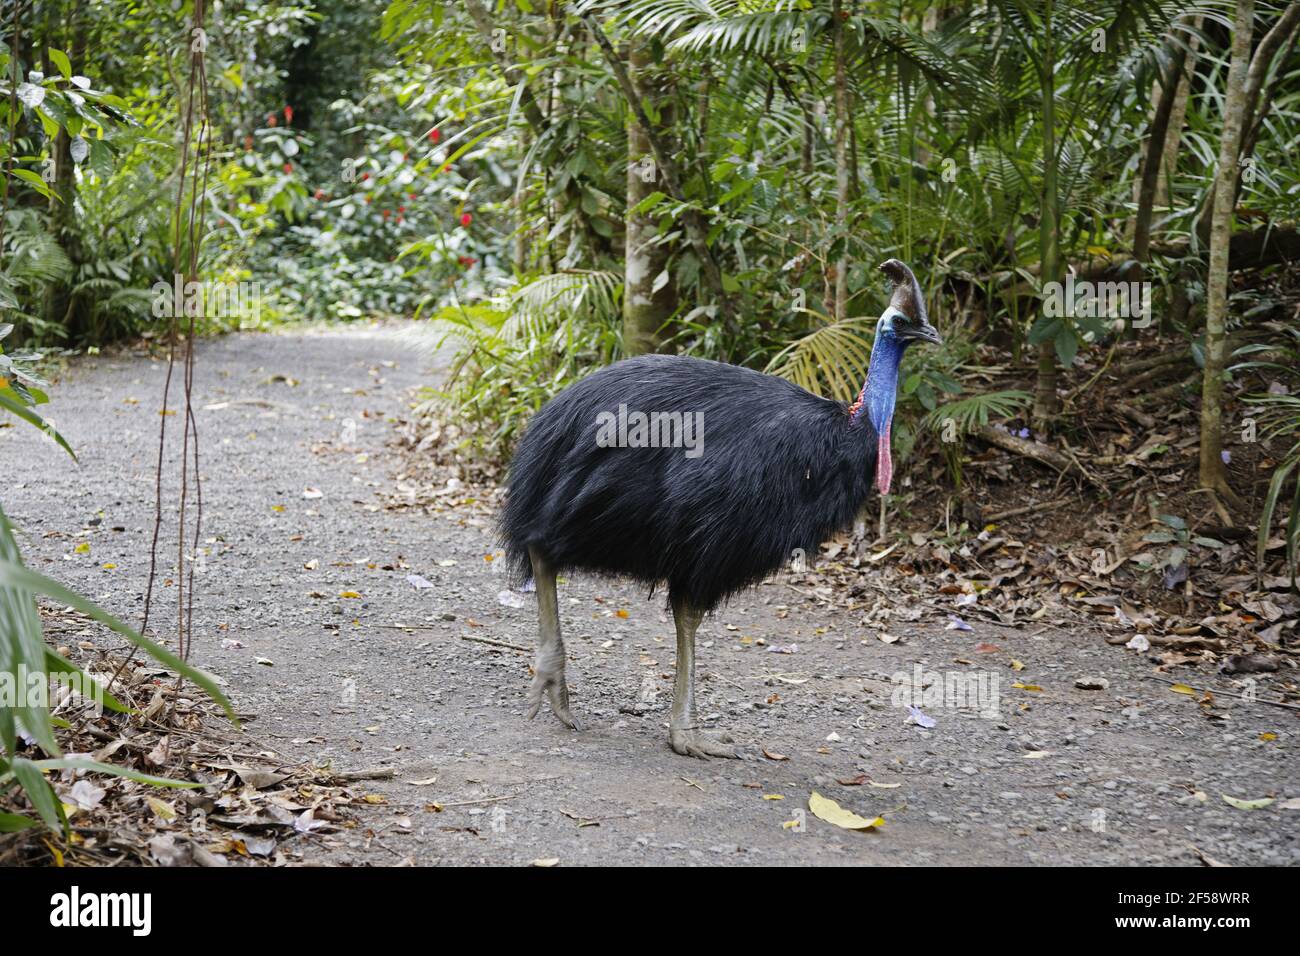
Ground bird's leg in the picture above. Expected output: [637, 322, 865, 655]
[669, 595, 737, 759]
[525, 548, 578, 729]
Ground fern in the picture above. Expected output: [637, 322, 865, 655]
[764, 312, 875, 402]
[924, 389, 1033, 436]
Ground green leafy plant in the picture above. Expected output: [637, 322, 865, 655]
[1141, 514, 1227, 592]
[0, 373, 235, 833]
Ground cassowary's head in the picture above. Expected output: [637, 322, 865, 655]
[876, 259, 942, 346]
[850, 259, 942, 496]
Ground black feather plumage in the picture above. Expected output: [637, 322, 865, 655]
[501, 354, 878, 611]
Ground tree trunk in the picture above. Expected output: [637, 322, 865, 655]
[1132, 42, 1188, 262]
[583, 14, 734, 350]
[1194, 3, 1300, 245]
[1154, 19, 1202, 210]
[623, 43, 676, 356]
[1199, 0, 1254, 498]
[832, 0, 849, 322]
[40, 6, 84, 343]
[1032, 0, 1061, 429]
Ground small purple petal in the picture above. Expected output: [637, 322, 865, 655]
[1220, 450, 1231, 464]
[946, 614, 973, 632]
[1017, 428, 1031, 439]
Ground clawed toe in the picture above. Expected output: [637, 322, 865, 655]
[669, 728, 738, 759]
[526, 669, 579, 730]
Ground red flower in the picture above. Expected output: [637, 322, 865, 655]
[266, 113, 277, 127]
[441, 164, 451, 174]
[460, 212, 472, 227]
[284, 105, 294, 124]
[428, 128, 441, 142]
[396, 215, 404, 224]
[409, 191, 417, 200]
[360, 172, 369, 182]
[382, 209, 391, 219]
[314, 188, 326, 200]
[398, 205, 406, 213]
[283, 163, 293, 174]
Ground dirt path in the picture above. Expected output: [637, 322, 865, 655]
[4, 325, 1295, 866]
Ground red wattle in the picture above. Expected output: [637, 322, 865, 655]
[876, 425, 892, 495]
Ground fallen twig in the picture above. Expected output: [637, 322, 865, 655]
[984, 497, 1073, 523]
[460, 634, 532, 653]
[974, 425, 1081, 478]
[325, 767, 398, 783]
[1146, 674, 1300, 711]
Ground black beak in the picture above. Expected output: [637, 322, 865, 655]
[905, 322, 942, 345]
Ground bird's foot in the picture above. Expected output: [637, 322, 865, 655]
[669, 726, 738, 759]
[526, 666, 579, 730]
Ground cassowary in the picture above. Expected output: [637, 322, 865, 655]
[501, 259, 940, 757]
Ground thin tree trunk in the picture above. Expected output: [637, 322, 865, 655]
[583, 14, 735, 349]
[463, 0, 605, 258]
[41, 5, 84, 343]
[1032, 0, 1061, 429]
[1194, 2, 1300, 245]
[832, 0, 849, 322]
[1155, 19, 1202, 210]
[1199, 0, 1254, 499]
[1132, 43, 1188, 262]
[623, 43, 676, 356]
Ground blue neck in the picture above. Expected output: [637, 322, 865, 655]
[852, 320, 907, 435]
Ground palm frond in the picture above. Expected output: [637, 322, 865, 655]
[764, 312, 875, 402]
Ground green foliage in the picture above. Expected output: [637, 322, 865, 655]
[426, 270, 623, 459]
[1241, 324, 1300, 589]
[0, 500, 234, 833]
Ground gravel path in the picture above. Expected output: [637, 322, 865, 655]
[4, 324, 1295, 866]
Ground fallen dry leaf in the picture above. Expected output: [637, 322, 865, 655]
[808, 791, 883, 831]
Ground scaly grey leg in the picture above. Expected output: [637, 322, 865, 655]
[668, 593, 737, 759]
[525, 548, 578, 729]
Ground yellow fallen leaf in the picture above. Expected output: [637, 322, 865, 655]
[1170, 683, 1196, 696]
[362, 794, 387, 805]
[616, 609, 629, 619]
[808, 791, 883, 831]
[147, 797, 176, 820]
[271, 504, 285, 513]
[1010, 659, 1026, 671]
[74, 542, 90, 554]
[1259, 732, 1278, 742]
[339, 591, 361, 599]
[102, 563, 116, 570]
[1222, 794, 1273, 811]
[762, 794, 784, 801]
[531, 858, 559, 867]
[1012, 682, 1042, 692]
